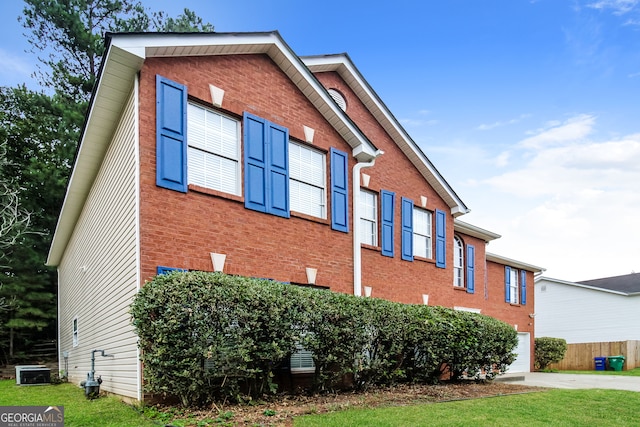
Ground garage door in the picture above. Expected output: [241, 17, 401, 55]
[509, 332, 531, 373]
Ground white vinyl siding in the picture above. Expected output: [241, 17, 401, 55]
[454, 236, 464, 287]
[413, 208, 432, 259]
[360, 190, 378, 246]
[509, 268, 520, 304]
[57, 90, 139, 400]
[535, 278, 640, 343]
[289, 142, 326, 218]
[187, 103, 240, 195]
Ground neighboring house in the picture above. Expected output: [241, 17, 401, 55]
[535, 274, 640, 343]
[47, 31, 543, 401]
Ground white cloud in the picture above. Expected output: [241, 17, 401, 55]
[472, 124, 640, 280]
[0, 48, 33, 85]
[476, 114, 531, 131]
[587, 0, 639, 14]
[519, 114, 596, 149]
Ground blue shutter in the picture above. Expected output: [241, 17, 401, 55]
[505, 266, 511, 303]
[243, 113, 289, 218]
[267, 122, 290, 217]
[330, 148, 349, 232]
[401, 198, 414, 261]
[157, 266, 186, 275]
[380, 190, 395, 257]
[520, 269, 527, 305]
[156, 75, 188, 192]
[435, 209, 446, 268]
[466, 244, 475, 294]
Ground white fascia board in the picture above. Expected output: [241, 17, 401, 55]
[454, 219, 501, 242]
[112, 32, 377, 157]
[486, 252, 545, 274]
[47, 43, 142, 266]
[303, 54, 469, 216]
[534, 276, 634, 296]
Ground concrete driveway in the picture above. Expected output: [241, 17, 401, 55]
[499, 372, 640, 392]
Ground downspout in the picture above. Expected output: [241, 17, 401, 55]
[352, 150, 383, 296]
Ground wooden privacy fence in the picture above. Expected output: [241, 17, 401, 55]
[548, 340, 640, 371]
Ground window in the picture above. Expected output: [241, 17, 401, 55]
[289, 142, 326, 218]
[72, 317, 78, 347]
[156, 76, 351, 228]
[360, 190, 378, 246]
[509, 268, 519, 303]
[505, 266, 527, 304]
[413, 208, 432, 259]
[453, 236, 464, 287]
[290, 344, 315, 373]
[187, 103, 240, 195]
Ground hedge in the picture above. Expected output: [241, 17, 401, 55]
[130, 272, 518, 406]
[534, 337, 567, 370]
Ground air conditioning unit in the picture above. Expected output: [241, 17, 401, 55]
[15, 365, 51, 385]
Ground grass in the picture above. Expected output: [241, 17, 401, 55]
[558, 368, 640, 376]
[294, 388, 640, 427]
[3, 378, 640, 426]
[0, 380, 156, 427]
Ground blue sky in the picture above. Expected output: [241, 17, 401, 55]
[1, 0, 639, 281]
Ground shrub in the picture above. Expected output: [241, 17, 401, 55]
[535, 337, 567, 370]
[131, 272, 519, 406]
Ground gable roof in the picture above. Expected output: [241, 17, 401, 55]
[47, 31, 468, 266]
[303, 54, 469, 217]
[577, 273, 640, 295]
[486, 252, 545, 274]
[535, 275, 640, 296]
[454, 219, 501, 242]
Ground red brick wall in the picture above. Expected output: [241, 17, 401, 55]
[484, 261, 536, 371]
[138, 54, 533, 359]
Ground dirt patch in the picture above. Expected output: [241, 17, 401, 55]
[158, 381, 546, 426]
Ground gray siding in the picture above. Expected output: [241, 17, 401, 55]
[57, 88, 139, 399]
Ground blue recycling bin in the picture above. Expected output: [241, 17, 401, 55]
[594, 357, 606, 371]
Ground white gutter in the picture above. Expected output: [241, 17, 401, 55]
[352, 150, 383, 296]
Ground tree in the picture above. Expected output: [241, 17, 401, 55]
[21, 0, 214, 107]
[0, 142, 31, 268]
[0, 86, 75, 358]
[0, 0, 213, 361]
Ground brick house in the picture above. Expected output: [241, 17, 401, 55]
[47, 32, 543, 401]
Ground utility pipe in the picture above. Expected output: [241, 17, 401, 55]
[352, 150, 383, 296]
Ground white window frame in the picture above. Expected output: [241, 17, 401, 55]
[453, 236, 464, 287]
[509, 267, 520, 304]
[413, 207, 432, 259]
[72, 317, 78, 347]
[360, 190, 378, 246]
[288, 141, 326, 218]
[290, 343, 316, 374]
[187, 102, 241, 195]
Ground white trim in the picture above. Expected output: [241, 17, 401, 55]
[133, 75, 142, 402]
[47, 31, 379, 267]
[453, 306, 481, 313]
[353, 155, 381, 296]
[454, 219, 501, 242]
[535, 276, 639, 296]
[303, 54, 468, 216]
[486, 252, 545, 273]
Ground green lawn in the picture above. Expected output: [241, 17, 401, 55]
[2, 379, 640, 426]
[558, 368, 640, 376]
[294, 388, 640, 427]
[0, 380, 155, 427]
